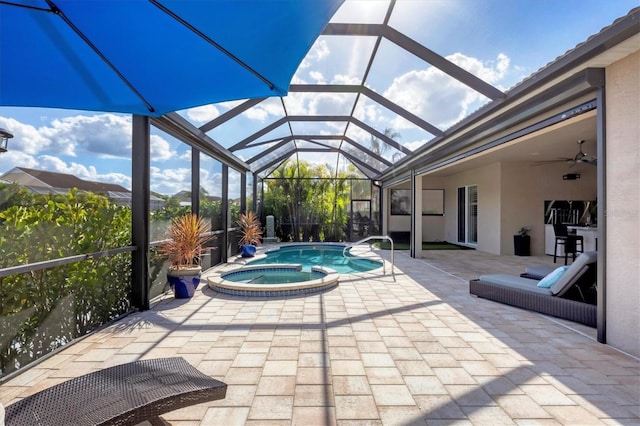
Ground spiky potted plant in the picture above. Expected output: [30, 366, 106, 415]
[158, 213, 213, 298]
[237, 211, 262, 257]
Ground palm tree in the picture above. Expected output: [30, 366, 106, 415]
[370, 127, 401, 157]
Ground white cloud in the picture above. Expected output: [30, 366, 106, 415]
[185, 104, 220, 124]
[150, 166, 191, 196]
[308, 93, 352, 116]
[332, 74, 361, 85]
[243, 99, 283, 122]
[404, 139, 428, 151]
[0, 150, 39, 172]
[309, 71, 326, 84]
[48, 114, 133, 157]
[0, 116, 63, 156]
[298, 40, 330, 70]
[384, 53, 512, 129]
[150, 134, 176, 162]
[1, 114, 135, 158]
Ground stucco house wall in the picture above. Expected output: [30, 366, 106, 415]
[442, 163, 502, 254]
[500, 161, 597, 255]
[605, 50, 640, 357]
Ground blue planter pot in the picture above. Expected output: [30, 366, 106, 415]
[240, 244, 257, 258]
[167, 267, 202, 298]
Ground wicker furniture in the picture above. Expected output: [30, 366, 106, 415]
[4, 357, 227, 426]
[469, 252, 597, 327]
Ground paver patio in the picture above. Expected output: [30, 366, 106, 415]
[1, 247, 638, 425]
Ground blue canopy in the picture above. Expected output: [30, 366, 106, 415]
[0, 0, 343, 116]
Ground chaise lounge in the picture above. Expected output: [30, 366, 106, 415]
[469, 251, 597, 327]
[4, 357, 227, 426]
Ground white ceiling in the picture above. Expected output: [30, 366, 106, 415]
[424, 110, 597, 176]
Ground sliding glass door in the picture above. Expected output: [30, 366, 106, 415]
[457, 185, 478, 245]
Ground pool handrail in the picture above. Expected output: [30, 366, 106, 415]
[343, 235, 394, 275]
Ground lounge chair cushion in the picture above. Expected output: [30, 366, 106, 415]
[537, 266, 569, 288]
[522, 265, 556, 280]
[476, 274, 553, 296]
[549, 251, 597, 296]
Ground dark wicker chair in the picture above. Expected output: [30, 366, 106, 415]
[4, 357, 227, 426]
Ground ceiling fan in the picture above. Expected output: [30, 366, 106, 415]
[533, 139, 597, 167]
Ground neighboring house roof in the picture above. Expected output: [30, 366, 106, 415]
[1, 167, 167, 204]
[1, 167, 129, 193]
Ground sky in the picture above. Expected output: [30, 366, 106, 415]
[0, 0, 637, 196]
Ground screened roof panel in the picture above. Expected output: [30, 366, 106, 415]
[341, 144, 388, 171]
[230, 123, 292, 153]
[289, 120, 348, 136]
[292, 35, 378, 85]
[352, 95, 435, 151]
[250, 142, 297, 172]
[368, 39, 494, 130]
[233, 140, 283, 163]
[204, 97, 286, 144]
[282, 92, 358, 116]
[302, 138, 343, 149]
[344, 126, 407, 165]
[295, 140, 337, 150]
[184, 0, 512, 179]
[258, 160, 291, 179]
[330, 0, 391, 24]
[337, 155, 368, 178]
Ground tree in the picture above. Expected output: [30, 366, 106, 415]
[370, 127, 401, 157]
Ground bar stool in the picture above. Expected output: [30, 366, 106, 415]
[553, 224, 584, 265]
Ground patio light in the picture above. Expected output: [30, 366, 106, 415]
[0, 127, 13, 153]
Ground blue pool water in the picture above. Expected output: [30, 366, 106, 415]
[222, 268, 325, 284]
[248, 244, 382, 274]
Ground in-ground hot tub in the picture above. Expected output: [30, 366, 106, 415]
[207, 263, 339, 297]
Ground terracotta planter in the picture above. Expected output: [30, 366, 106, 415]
[167, 265, 202, 298]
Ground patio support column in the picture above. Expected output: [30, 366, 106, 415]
[131, 115, 150, 311]
[221, 164, 229, 263]
[240, 172, 247, 214]
[251, 173, 257, 213]
[596, 83, 607, 344]
[381, 187, 389, 237]
[411, 170, 423, 258]
[192, 148, 200, 216]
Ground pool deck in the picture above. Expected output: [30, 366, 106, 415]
[1, 245, 638, 425]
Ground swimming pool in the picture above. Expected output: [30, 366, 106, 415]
[208, 264, 339, 297]
[248, 244, 383, 274]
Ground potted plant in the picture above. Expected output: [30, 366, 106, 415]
[158, 213, 213, 298]
[237, 211, 262, 257]
[514, 226, 531, 256]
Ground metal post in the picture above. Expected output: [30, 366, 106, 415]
[596, 83, 607, 344]
[192, 148, 200, 216]
[251, 172, 257, 213]
[131, 115, 150, 311]
[240, 172, 247, 214]
[221, 164, 229, 263]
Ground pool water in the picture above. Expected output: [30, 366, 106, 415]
[248, 244, 382, 274]
[222, 269, 325, 284]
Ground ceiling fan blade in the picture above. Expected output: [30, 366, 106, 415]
[581, 157, 598, 165]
